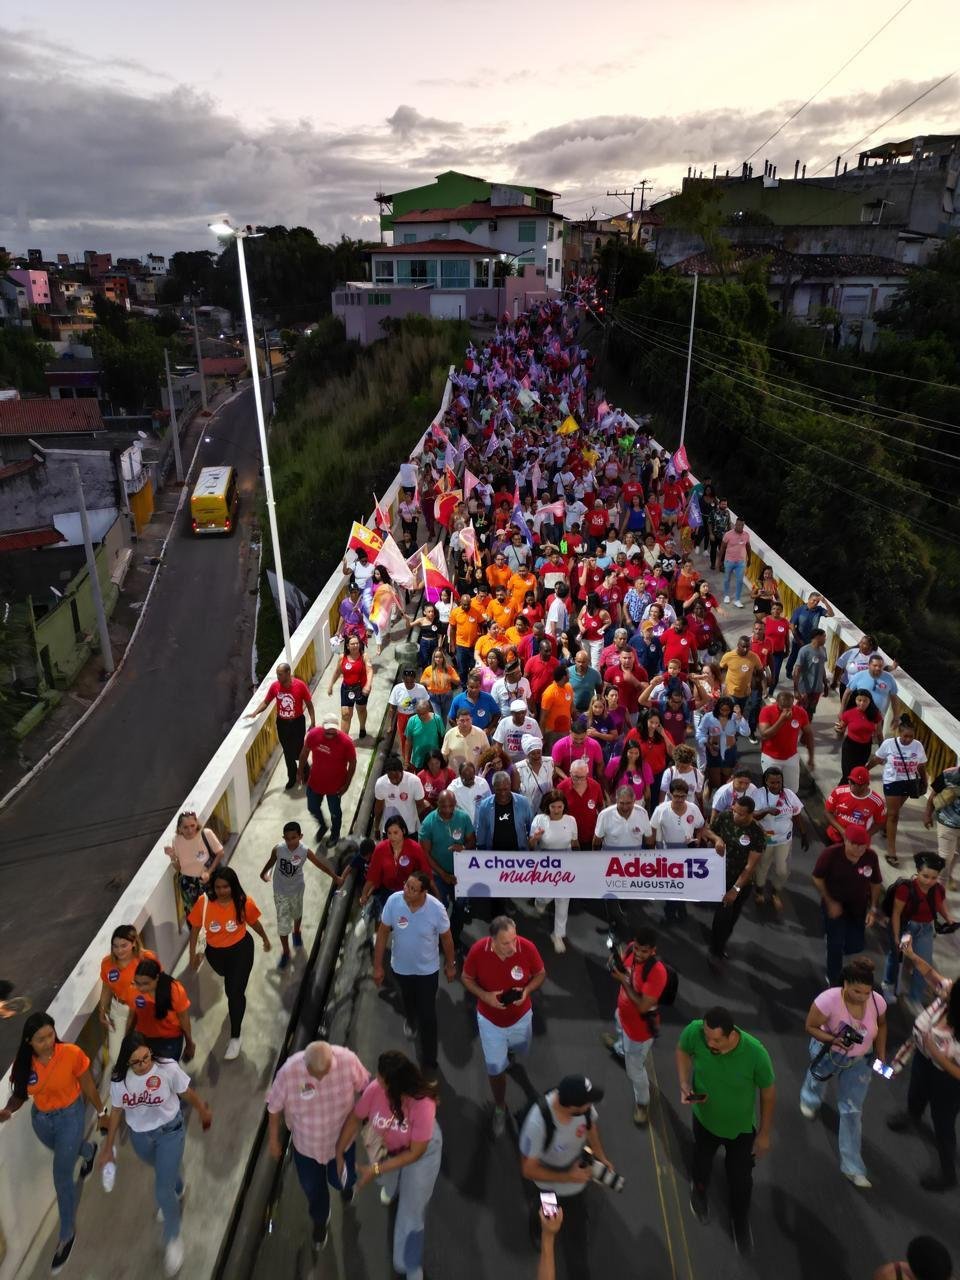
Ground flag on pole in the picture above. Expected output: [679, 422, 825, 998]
[671, 444, 690, 474]
[557, 415, 579, 436]
[463, 467, 480, 500]
[510, 502, 534, 546]
[434, 489, 461, 530]
[348, 521, 383, 557]
[374, 533, 417, 588]
[421, 547, 453, 600]
[444, 464, 458, 492]
[459, 523, 481, 566]
[538, 498, 566, 521]
[372, 493, 390, 532]
[444, 441, 456, 474]
[484, 431, 500, 458]
[596, 400, 610, 421]
[685, 490, 702, 530]
[530, 460, 542, 496]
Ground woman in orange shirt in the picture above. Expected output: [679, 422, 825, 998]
[97, 924, 157, 1034]
[126, 958, 195, 1062]
[187, 867, 271, 1061]
[1, 1013, 103, 1273]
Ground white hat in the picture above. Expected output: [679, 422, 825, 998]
[521, 734, 542, 754]
[510, 698, 529, 714]
[321, 712, 339, 729]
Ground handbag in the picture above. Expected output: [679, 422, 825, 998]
[361, 1121, 388, 1165]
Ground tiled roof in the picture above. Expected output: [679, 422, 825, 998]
[670, 245, 911, 279]
[392, 204, 542, 223]
[0, 525, 66, 552]
[373, 239, 502, 256]
[0, 398, 104, 436]
[201, 357, 247, 376]
[0, 459, 40, 481]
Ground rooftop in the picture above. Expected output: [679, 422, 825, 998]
[670, 244, 912, 279]
[0, 397, 104, 437]
[373, 239, 502, 256]
[392, 203, 545, 223]
[0, 525, 66, 552]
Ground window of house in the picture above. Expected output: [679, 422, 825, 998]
[368, 293, 392, 305]
[547, 259, 553, 278]
[441, 260, 470, 288]
[374, 261, 395, 284]
[402, 233, 417, 244]
[547, 223, 555, 241]
[474, 260, 490, 288]
[518, 220, 537, 243]
[397, 259, 438, 286]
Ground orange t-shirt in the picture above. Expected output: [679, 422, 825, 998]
[475, 633, 499, 663]
[540, 682, 574, 734]
[486, 564, 513, 591]
[27, 1042, 90, 1112]
[508, 572, 537, 611]
[449, 606, 481, 649]
[128, 979, 191, 1039]
[487, 599, 515, 630]
[100, 949, 159, 1005]
[187, 895, 262, 948]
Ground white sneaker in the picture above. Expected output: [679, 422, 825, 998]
[380, 1187, 394, 1207]
[164, 1236, 184, 1277]
[224, 1038, 242, 1061]
[844, 1172, 872, 1189]
[551, 934, 567, 954]
[101, 1160, 116, 1193]
[733, 600, 744, 609]
[723, 595, 730, 604]
[799, 1102, 817, 1120]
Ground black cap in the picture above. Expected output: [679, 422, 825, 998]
[557, 1074, 604, 1107]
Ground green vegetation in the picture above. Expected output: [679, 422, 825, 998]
[0, 327, 54, 395]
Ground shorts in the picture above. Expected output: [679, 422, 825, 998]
[341, 684, 368, 707]
[477, 1007, 533, 1075]
[275, 888, 304, 935]
[883, 779, 921, 798]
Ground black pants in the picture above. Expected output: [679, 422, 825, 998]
[839, 736, 871, 784]
[204, 933, 255, 1037]
[394, 970, 439, 1069]
[276, 715, 306, 786]
[708, 535, 723, 570]
[908, 1050, 960, 1181]
[528, 1185, 590, 1278]
[691, 1115, 755, 1230]
[784, 637, 804, 679]
[710, 883, 751, 957]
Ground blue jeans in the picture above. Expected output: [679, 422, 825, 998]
[822, 908, 866, 985]
[429, 692, 453, 722]
[31, 1097, 93, 1243]
[292, 1143, 357, 1227]
[614, 1012, 655, 1105]
[723, 560, 745, 601]
[799, 1041, 872, 1177]
[884, 919, 935, 1002]
[379, 1126, 442, 1280]
[306, 786, 343, 841]
[435, 874, 466, 945]
[129, 1115, 185, 1245]
[455, 645, 474, 685]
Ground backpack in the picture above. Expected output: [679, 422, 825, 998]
[880, 877, 938, 923]
[640, 954, 679, 1007]
[517, 1093, 591, 1154]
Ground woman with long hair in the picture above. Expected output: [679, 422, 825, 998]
[530, 789, 581, 953]
[868, 715, 929, 867]
[336, 1050, 442, 1280]
[417, 749, 456, 810]
[187, 866, 271, 1060]
[421, 646, 461, 722]
[0, 1013, 103, 1274]
[605, 739, 653, 809]
[98, 924, 157, 1033]
[367, 566, 412, 655]
[163, 810, 224, 917]
[126, 958, 195, 1062]
[100, 1033, 212, 1277]
[327, 631, 373, 739]
[697, 696, 750, 796]
[835, 689, 882, 783]
[409, 603, 444, 671]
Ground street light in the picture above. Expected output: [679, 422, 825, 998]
[209, 215, 292, 664]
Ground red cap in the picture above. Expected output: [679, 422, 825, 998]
[848, 766, 870, 784]
[845, 824, 870, 846]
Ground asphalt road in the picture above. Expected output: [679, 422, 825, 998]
[0, 386, 263, 1063]
[251, 763, 950, 1280]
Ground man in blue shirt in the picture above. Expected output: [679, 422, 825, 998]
[785, 591, 834, 679]
[374, 871, 456, 1077]
[449, 670, 500, 732]
[842, 656, 899, 718]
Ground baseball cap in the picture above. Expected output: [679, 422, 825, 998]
[321, 713, 339, 729]
[521, 734, 542, 755]
[844, 824, 870, 846]
[557, 1075, 604, 1107]
[848, 766, 870, 785]
[510, 698, 528, 713]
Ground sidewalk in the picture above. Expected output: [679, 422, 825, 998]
[16, 627, 404, 1280]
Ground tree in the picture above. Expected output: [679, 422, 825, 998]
[92, 319, 165, 413]
[880, 237, 960, 355]
[0, 328, 54, 394]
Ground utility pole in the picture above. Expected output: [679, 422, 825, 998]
[164, 348, 185, 484]
[192, 307, 208, 412]
[679, 272, 699, 447]
[262, 322, 277, 419]
[73, 463, 115, 676]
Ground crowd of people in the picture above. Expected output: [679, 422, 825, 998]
[3, 293, 958, 1280]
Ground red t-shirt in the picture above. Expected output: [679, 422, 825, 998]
[604, 664, 642, 714]
[267, 677, 312, 720]
[463, 935, 544, 1027]
[524, 655, 557, 704]
[585, 509, 608, 537]
[303, 728, 357, 792]
[577, 565, 605, 595]
[824, 785, 886, 834]
[341, 655, 366, 688]
[621, 481, 643, 506]
[894, 880, 945, 924]
[661, 629, 695, 671]
[558, 776, 604, 845]
[840, 707, 876, 745]
[580, 610, 606, 641]
[763, 617, 790, 654]
[758, 704, 809, 759]
[750, 638, 771, 667]
[617, 952, 669, 1043]
[365, 839, 431, 893]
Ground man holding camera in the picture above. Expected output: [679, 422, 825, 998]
[603, 926, 668, 1128]
[519, 1075, 614, 1277]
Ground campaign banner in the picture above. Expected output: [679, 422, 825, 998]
[453, 849, 726, 902]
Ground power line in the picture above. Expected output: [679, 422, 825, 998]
[743, 0, 914, 164]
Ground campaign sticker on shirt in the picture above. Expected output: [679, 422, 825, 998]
[686, 814, 695, 823]
[299, 1082, 317, 1099]
[399, 855, 410, 867]
[28, 1071, 38, 1086]
[397, 915, 410, 929]
[146, 1075, 162, 1090]
[108, 968, 120, 983]
[225, 920, 238, 933]
[859, 865, 873, 877]
[587, 800, 596, 809]
[739, 834, 752, 845]
[680, 638, 688, 647]
[452, 829, 463, 841]
[575, 1124, 587, 1138]
[399, 791, 408, 802]
[510, 965, 525, 982]
[790, 719, 799, 729]
[207, 921, 221, 933]
[135, 995, 146, 1007]
[740, 663, 750, 672]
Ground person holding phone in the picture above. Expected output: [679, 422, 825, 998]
[537, 1203, 564, 1280]
[798, 956, 887, 1188]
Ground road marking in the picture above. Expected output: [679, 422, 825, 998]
[647, 1055, 695, 1280]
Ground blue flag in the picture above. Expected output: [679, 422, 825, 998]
[510, 503, 534, 545]
[686, 490, 702, 530]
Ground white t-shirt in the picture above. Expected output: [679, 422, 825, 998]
[875, 737, 927, 786]
[374, 773, 425, 832]
[492, 715, 542, 762]
[110, 1060, 191, 1132]
[449, 774, 491, 821]
[753, 786, 803, 844]
[659, 766, 705, 800]
[389, 683, 429, 716]
[710, 782, 759, 814]
[594, 804, 653, 848]
[546, 598, 569, 637]
[650, 801, 704, 846]
[530, 813, 579, 849]
[515, 758, 555, 811]
[490, 676, 533, 717]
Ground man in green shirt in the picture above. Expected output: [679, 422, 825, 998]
[418, 790, 475, 946]
[709, 797, 765, 968]
[675, 1007, 775, 1256]
[405, 699, 446, 770]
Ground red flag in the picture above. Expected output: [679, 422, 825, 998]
[459, 523, 481, 566]
[421, 547, 453, 597]
[444, 465, 458, 492]
[372, 493, 389, 532]
[434, 489, 461, 530]
[348, 521, 383, 557]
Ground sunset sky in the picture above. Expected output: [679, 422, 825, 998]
[2, 0, 957, 256]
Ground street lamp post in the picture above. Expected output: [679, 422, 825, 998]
[209, 218, 292, 665]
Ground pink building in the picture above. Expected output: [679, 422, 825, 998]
[7, 269, 51, 309]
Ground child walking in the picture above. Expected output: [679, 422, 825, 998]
[260, 821, 343, 969]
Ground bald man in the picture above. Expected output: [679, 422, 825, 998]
[266, 1040, 370, 1250]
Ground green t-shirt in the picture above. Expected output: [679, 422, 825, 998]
[677, 1020, 774, 1139]
[418, 806, 474, 873]
[405, 714, 445, 769]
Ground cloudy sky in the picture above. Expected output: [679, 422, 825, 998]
[2, 0, 957, 258]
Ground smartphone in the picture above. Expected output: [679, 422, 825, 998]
[899, 933, 912, 949]
[539, 1190, 559, 1218]
[872, 1058, 894, 1080]
[686, 1092, 708, 1103]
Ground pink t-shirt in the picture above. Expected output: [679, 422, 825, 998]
[810, 987, 881, 1058]
[353, 1079, 436, 1153]
[551, 735, 603, 775]
[721, 529, 750, 563]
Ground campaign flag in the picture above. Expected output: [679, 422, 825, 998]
[374, 533, 417, 588]
[372, 493, 390, 533]
[484, 431, 500, 458]
[511, 502, 534, 546]
[557, 415, 579, 436]
[421, 547, 453, 600]
[444, 464, 459, 492]
[431, 421, 450, 446]
[459, 523, 481, 566]
[671, 444, 690, 475]
[434, 489, 461, 530]
[520, 374, 531, 390]
[463, 467, 480, 500]
[530, 460, 542, 495]
[596, 400, 610, 421]
[348, 521, 383, 557]
[685, 489, 703, 530]
[444, 441, 457, 474]
[539, 498, 566, 521]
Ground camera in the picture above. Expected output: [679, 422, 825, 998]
[581, 1155, 626, 1192]
[836, 1023, 864, 1049]
[605, 933, 627, 974]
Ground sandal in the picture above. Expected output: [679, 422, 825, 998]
[885, 854, 900, 868]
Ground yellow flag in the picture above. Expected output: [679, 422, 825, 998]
[557, 415, 579, 436]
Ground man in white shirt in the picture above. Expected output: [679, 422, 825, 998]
[650, 778, 724, 922]
[450, 760, 491, 821]
[491, 661, 532, 718]
[593, 787, 655, 850]
[373, 755, 428, 838]
[546, 583, 570, 641]
[492, 699, 542, 763]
